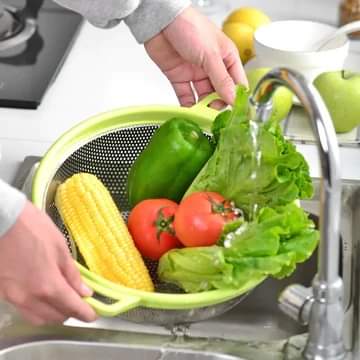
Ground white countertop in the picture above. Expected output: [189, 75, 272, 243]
[1, 0, 360, 185]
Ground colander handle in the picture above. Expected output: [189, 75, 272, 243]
[191, 92, 222, 118]
[77, 264, 142, 317]
[84, 294, 141, 317]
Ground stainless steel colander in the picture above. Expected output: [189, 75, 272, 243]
[32, 94, 266, 326]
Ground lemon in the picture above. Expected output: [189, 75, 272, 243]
[224, 7, 271, 30]
[222, 7, 270, 64]
[222, 22, 255, 64]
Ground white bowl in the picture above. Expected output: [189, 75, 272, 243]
[253, 20, 350, 83]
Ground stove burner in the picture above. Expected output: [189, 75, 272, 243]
[0, 1, 39, 51]
[0, 0, 83, 108]
[0, 7, 24, 40]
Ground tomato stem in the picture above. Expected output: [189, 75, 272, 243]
[154, 207, 176, 241]
[207, 195, 242, 218]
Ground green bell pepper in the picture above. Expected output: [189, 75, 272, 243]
[127, 117, 213, 208]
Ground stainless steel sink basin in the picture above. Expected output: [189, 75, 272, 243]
[0, 340, 241, 360]
[0, 307, 289, 360]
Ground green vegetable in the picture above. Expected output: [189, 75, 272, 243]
[127, 117, 213, 208]
[184, 87, 313, 218]
[158, 203, 319, 293]
[211, 109, 231, 145]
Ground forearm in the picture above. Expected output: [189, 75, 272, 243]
[0, 179, 26, 237]
[55, 0, 191, 43]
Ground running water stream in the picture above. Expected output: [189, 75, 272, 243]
[248, 119, 262, 221]
[226, 90, 264, 222]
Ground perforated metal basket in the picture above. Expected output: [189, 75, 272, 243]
[32, 94, 266, 326]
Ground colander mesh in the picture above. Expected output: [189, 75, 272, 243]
[45, 124, 247, 325]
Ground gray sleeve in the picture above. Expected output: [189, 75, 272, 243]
[0, 179, 26, 238]
[55, 0, 191, 43]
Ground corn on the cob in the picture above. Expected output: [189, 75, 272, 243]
[55, 173, 154, 292]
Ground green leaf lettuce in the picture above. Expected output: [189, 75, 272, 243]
[158, 203, 319, 293]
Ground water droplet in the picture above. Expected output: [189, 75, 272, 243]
[235, 222, 248, 236]
[224, 233, 235, 248]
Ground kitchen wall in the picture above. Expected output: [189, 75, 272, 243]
[227, 0, 342, 25]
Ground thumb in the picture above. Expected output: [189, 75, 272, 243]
[61, 253, 93, 298]
[204, 54, 236, 105]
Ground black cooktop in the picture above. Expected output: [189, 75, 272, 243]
[0, 0, 82, 109]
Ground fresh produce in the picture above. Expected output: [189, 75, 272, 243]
[224, 7, 271, 29]
[55, 173, 154, 292]
[247, 67, 293, 123]
[314, 70, 360, 133]
[174, 192, 239, 247]
[222, 22, 255, 64]
[210, 109, 232, 145]
[185, 86, 313, 218]
[222, 7, 270, 64]
[128, 199, 181, 260]
[127, 117, 213, 208]
[157, 85, 317, 293]
[158, 203, 318, 293]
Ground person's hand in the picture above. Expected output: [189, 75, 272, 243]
[0, 201, 97, 325]
[144, 6, 247, 107]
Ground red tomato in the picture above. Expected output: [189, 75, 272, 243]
[174, 192, 238, 247]
[128, 199, 181, 260]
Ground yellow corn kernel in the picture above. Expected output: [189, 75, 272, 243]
[55, 173, 154, 292]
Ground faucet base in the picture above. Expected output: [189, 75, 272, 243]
[303, 345, 347, 360]
[303, 277, 346, 360]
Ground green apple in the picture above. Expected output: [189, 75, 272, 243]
[246, 67, 293, 123]
[313, 70, 360, 133]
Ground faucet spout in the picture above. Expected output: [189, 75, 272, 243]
[251, 68, 346, 360]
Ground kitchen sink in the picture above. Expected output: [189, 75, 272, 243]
[0, 307, 289, 360]
[0, 340, 241, 360]
[7, 157, 360, 358]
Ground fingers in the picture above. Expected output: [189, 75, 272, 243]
[172, 81, 196, 107]
[0, 201, 97, 326]
[49, 240, 97, 322]
[202, 35, 248, 105]
[48, 270, 97, 323]
[193, 78, 214, 100]
[61, 251, 93, 298]
[223, 48, 248, 88]
[203, 53, 237, 105]
[17, 308, 47, 326]
[1, 267, 97, 325]
[47, 235, 96, 322]
[1, 280, 67, 325]
[18, 302, 67, 326]
[193, 78, 227, 109]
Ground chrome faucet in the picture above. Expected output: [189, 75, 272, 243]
[250, 68, 346, 360]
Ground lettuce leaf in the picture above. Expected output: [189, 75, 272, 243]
[158, 203, 319, 293]
[157, 246, 234, 293]
[211, 109, 231, 146]
[185, 87, 313, 218]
